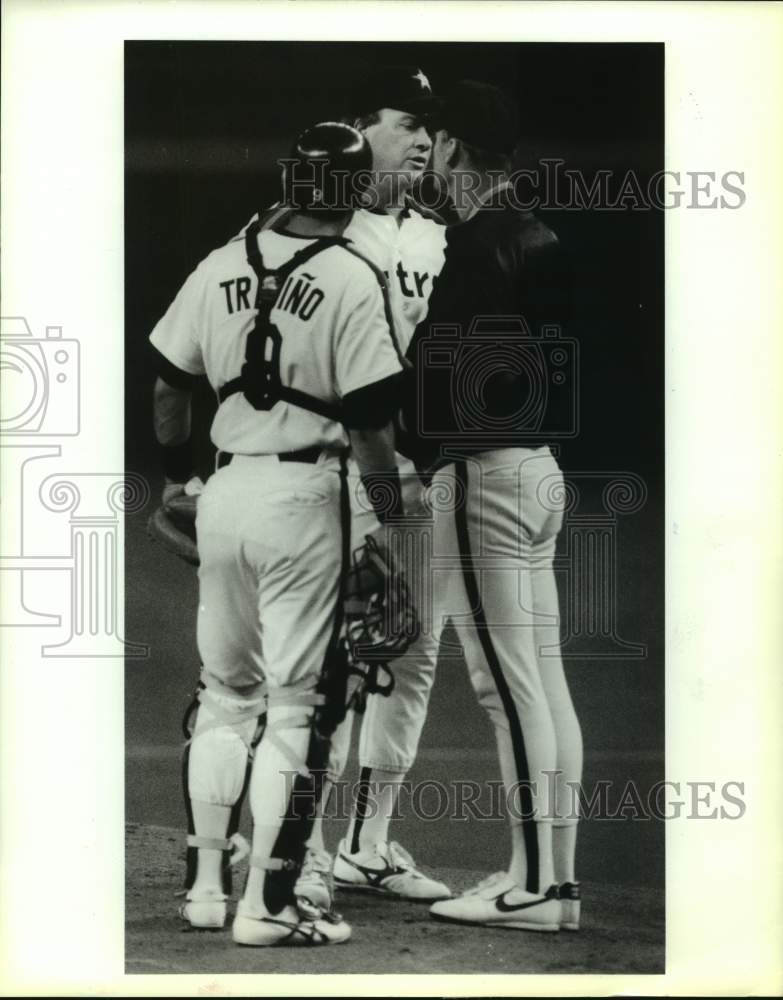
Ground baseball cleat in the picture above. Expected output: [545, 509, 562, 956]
[232, 897, 351, 947]
[179, 890, 228, 930]
[429, 873, 561, 932]
[295, 847, 333, 910]
[558, 881, 581, 931]
[333, 838, 452, 901]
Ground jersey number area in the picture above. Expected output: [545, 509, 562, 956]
[241, 322, 282, 411]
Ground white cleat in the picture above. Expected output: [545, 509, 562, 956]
[232, 897, 351, 947]
[179, 890, 227, 930]
[333, 838, 452, 902]
[430, 873, 561, 932]
[295, 847, 334, 911]
[559, 881, 581, 931]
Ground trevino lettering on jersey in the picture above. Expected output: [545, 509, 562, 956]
[219, 271, 325, 322]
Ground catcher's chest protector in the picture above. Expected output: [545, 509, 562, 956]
[217, 222, 347, 422]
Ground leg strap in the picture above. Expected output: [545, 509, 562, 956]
[267, 690, 325, 709]
[249, 852, 301, 873]
[187, 685, 267, 753]
[264, 684, 327, 778]
[187, 832, 250, 865]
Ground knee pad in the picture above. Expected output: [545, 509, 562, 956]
[187, 685, 266, 805]
[182, 682, 265, 894]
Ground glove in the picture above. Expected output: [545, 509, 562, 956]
[147, 476, 204, 567]
[343, 534, 420, 664]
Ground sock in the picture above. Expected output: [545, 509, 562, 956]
[508, 820, 554, 895]
[553, 824, 578, 885]
[346, 767, 404, 854]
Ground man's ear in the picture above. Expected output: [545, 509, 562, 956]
[445, 135, 460, 168]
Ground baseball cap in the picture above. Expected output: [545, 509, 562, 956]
[354, 65, 439, 117]
[438, 79, 518, 155]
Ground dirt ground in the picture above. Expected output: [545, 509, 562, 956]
[126, 823, 664, 975]
[125, 483, 665, 976]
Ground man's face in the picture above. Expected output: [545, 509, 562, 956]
[361, 108, 432, 183]
[430, 129, 453, 180]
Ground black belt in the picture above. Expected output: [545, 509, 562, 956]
[217, 446, 322, 470]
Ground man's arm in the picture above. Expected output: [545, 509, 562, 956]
[346, 392, 404, 525]
[153, 375, 195, 497]
[334, 261, 406, 522]
[153, 376, 191, 448]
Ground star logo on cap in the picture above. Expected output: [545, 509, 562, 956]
[412, 69, 431, 92]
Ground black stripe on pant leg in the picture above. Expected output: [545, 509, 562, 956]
[454, 460, 540, 894]
[350, 766, 374, 854]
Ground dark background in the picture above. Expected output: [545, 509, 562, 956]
[125, 41, 664, 483]
[125, 43, 665, 942]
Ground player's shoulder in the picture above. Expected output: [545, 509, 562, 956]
[401, 198, 447, 229]
[227, 203, 291, 244]
[468, 196, 559, 254]
[494, 191, 559, 246]
[331, 240, 387, 288]
[198, 237, 247, 275]
[511, 208, 559, 249]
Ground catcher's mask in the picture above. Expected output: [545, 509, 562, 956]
[343, 534, 420, 666]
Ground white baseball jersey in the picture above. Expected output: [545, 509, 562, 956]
[221, 205, 447, 784]
[150, 229, 402, 455]
[235, 204, 447, 352]
[342, 206, 446, 349]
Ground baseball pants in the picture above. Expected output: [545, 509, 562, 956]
[326, 456, 439, 780]
[431, 447, 582, 893]
[196, 454, 343, 696]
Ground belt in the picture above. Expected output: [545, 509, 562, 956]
[473, 444, 548, 455]
[217, 446, 322, 470]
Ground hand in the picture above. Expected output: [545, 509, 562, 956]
[162, 481, 185, 506]
[162, 475, 204, 506]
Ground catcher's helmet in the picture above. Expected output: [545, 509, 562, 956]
[282, 121, 373, 216]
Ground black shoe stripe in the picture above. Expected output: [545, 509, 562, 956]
[494, 890, 556, 914]
[338, 852, 405, 888]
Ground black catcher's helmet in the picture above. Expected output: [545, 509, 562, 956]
[282, 121, 373, 216]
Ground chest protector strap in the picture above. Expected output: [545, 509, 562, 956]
[217, 221, 348, 421]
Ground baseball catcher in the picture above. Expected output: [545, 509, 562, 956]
[148, 121, 423, 947]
